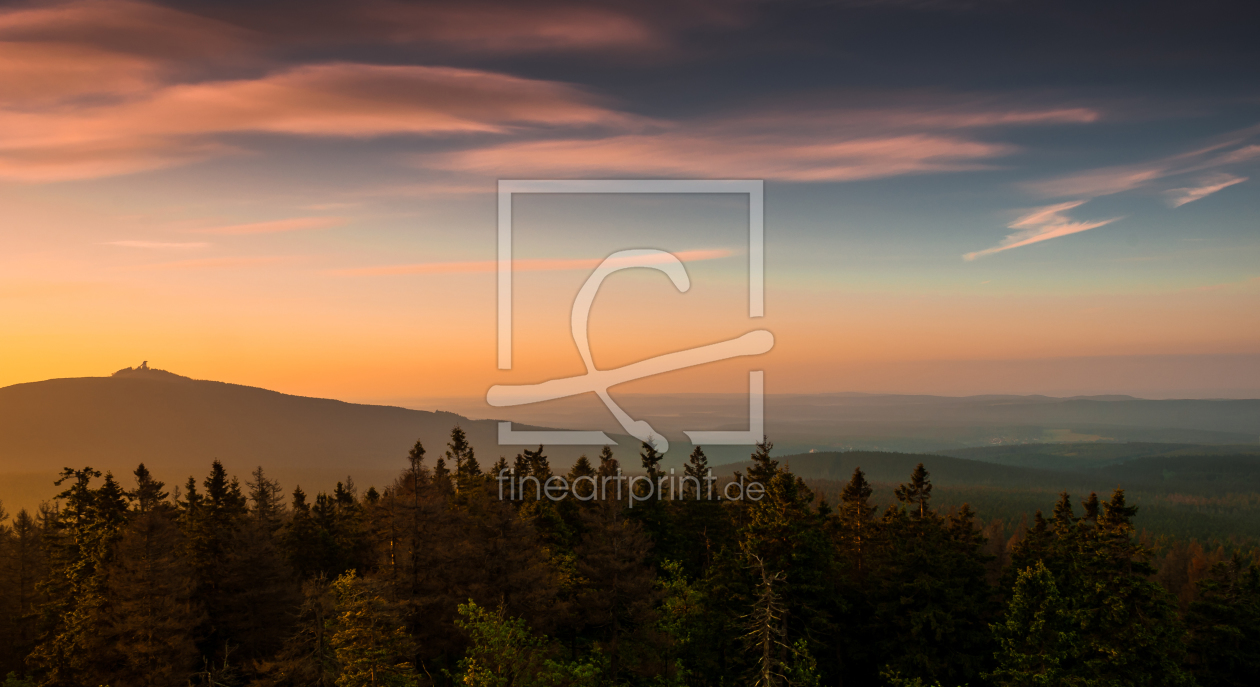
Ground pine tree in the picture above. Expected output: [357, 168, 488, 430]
[1076, 490, 1192, 686]
[523, 446, 551, 480]
[329, 571, 418, 687]
[94, 464, 201, 687]
[230, 468, 299, 663]
[872, 465, 994, 685]
[576, 499, 658, 683]
[180, 461, 249, 669]
[0, 506, 46, 677]
[987, 561, 1083, 687]
[631, 441, 675, 565]
[894, 463, 933, 519]
[740, 471, 835, 681]
[595, 446, 620, 483]
[743, 554, 788, 687]
[29, 467, 130, 686]
[674, 446, 727, 579]
[255, 575, 337, 687]
[745, 438, 778, 486]
[836, 467, 877, 582]
[1002, 490, 1194, 687]
[1185, 553, 1260, 687]
[446, 426, 482, 491]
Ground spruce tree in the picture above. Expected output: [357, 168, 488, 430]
[1185, 553, 1260, 687]
[836, 467, 877, 582]
[446, 426, 481, 490]
[254, 575, 337, 687]
[740, 471, 835, 681]
[329, 571, 418, 687]
[30, 467, 129, 685]
[683, 446, 711, 501]
[872, 465, 994, 685]
[0, 507, 46, 677]
[95, 465, 201, 687]
[180, 461, 249, 670]
[1077, 491, 1191, 686]
[576, 499, 658, 683]
[894, 463, 933, 519]
[231, 468, 299, 663]
[987, 561, 1082, 687]
[745, 438, 778, 486]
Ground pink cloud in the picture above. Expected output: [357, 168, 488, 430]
[351, 2, 663, 53]
[104, 240, 210, 249]
[426, 102, 1098, 182]
[194, 217, 346, 235]
[963, 201, 1119, 260]
[0, 1, 250, 59]
[0, 63, 633, 181]
[131, 256, 301, 271]
[1023, 165, 1168, 199]
[333, 248, 734, 276]
[1164, 174, 1248, 207]
[1024, 130, 1260, 200]
[434, 132, 1012, 182]
[0, 42, 158, 105]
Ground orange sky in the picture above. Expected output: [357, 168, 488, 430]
[1, 0, 1258, 401]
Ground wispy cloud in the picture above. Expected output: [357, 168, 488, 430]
[0, 61, 636, 181]
[193, 217, 346, 235]
[428, 101, 1100, 182]
[131, 256, 301, 271]
[333, 248, 733, 276]
[1024, 130, 1260, 200]
[103, 240, 210, 249]
[435, 132, 1012, 182]
[1164, 173, 1248, 207]
[963, 201, 1119, 260]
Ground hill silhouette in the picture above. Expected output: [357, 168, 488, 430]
[0, 366, 612, 511]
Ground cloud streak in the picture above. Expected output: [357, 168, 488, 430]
[131, 256, 301, 271]
[333, 248, 734, 276]
[104, 240, 210, 249]
[0, 62, 635, 181]
[1164, 173, 1248, 207]
[193, 217, 346, 235]
[435, 131, 1011, 182]
[964, 201, 1119, 260]
[1024, 130, 1260, 201]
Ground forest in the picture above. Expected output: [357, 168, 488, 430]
[0, 428, 1257, 687]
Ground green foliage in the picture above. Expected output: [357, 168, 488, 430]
[454, 601, 601, 687]
[987, 561, 1082, 687]
[1185, 554, 1260, 687]
[329, 571, 417, 687]
[3, 435, 1248, 687]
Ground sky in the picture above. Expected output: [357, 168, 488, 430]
[1, 0, 1258, 402]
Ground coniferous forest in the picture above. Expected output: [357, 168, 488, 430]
[1, 428, 1258, 687]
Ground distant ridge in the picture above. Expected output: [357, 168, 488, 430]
[0, 368, 615, 512]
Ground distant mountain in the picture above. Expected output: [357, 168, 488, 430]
[425, 391, 1260, 456]
[0, 367, 621, 512]
[937, 442, 1260, 471]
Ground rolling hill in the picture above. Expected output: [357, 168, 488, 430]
[0, 366, 621, 512]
